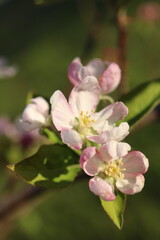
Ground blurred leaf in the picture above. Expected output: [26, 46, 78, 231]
[8, 144, 81, 188]
[121, 79, 160, 129]
[100, 192, 126, 229]
[40, 128, 62, 144]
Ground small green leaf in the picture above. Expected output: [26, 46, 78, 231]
[121, 79, 160, 129]
[100, 192, 126, 229]
[7, 144, 81, 188]
[26, 91, 33, 104]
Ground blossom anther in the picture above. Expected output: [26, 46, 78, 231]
[79, 111, 95, 127]
[103, 160, 125, 180]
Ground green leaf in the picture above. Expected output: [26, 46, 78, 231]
[7, 144, 81, 188]
[120, 79, 160, 129]
[40, 128, 62, 144]
[100, 192, 126, 229]
[40, 128, 81, 156]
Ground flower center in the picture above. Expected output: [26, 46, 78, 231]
[104, 160, 126, 180]
[71, 110, 96, 137]
[79, 111, 95, 127]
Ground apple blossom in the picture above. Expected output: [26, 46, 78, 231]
[21, 97, 49, 131]
[80, 145, 149, 201]
[68, 57, 121, 94]
[50, 77, 128, 150]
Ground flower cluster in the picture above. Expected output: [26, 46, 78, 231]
[20, 57, 149, 201]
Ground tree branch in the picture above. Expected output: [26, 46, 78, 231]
[116, 7, 128, 94]
[0, 186, 46, 225]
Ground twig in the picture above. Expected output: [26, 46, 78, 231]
[116, 7, 128, 94]
[0, 186, 46, 224]
[0, 172, 87, 228]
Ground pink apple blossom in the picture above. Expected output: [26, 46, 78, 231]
[68, 57, 121, 94]
[80, 145, 149, 201]
[21, 97, 49, 131]
[50, 77, 128, 150]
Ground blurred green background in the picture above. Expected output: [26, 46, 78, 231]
[0, 0, 160, 239]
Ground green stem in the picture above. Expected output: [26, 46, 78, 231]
[100, 95, 115, 103]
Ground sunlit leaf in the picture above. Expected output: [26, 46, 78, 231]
[8, 144, 81, 188]
[121, 79, 160, 129]
[100, 191, 126, 229]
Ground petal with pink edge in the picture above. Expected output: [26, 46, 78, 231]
[50, 90, 74, 131]
[122, 151, 149, 174]
[89, 176, 116, 201]
[69, 76, 100, 116]
[104, 140, 131, 159]
[87, 133, 107, 144]
[116, 173, 145, 195]
[99, 62, 121, 94]
[81, 150, 103, 176]
[80, 147, 96, 168]
[107, 102, 128, 124]
[86, 58, 107, 78]
[68, 57, 89, 86]
[61, 128, 83, 150]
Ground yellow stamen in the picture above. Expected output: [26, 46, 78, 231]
[79, 110, 95, 127]
[104, 159, 125, 180]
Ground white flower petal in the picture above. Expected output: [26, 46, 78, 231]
[116, 173, 145, 194]
[104, 122, 129, 142]
[122, 151, 149, 174]
[22, 105, 46, 124]
[89, 176, 116, 201]
[21, 97, 49, 131]
[80, 147, 97, 168]
[107, 102, 128, 124]
[68, 57, 89, 86]
[99, 144, 113, 162]
[50, 90, 74, 131]
[86, 58, 107, 78]
[61, 128, 83, 150]
[82, 151, 103, 176]
[30, 97, 49, 117]
[104, 140, 131, 159]
[88, 122, 129, 144]
[92, 104, 114, 132]
[87, 133, 107, 144]
[69, 76, 100, 116]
